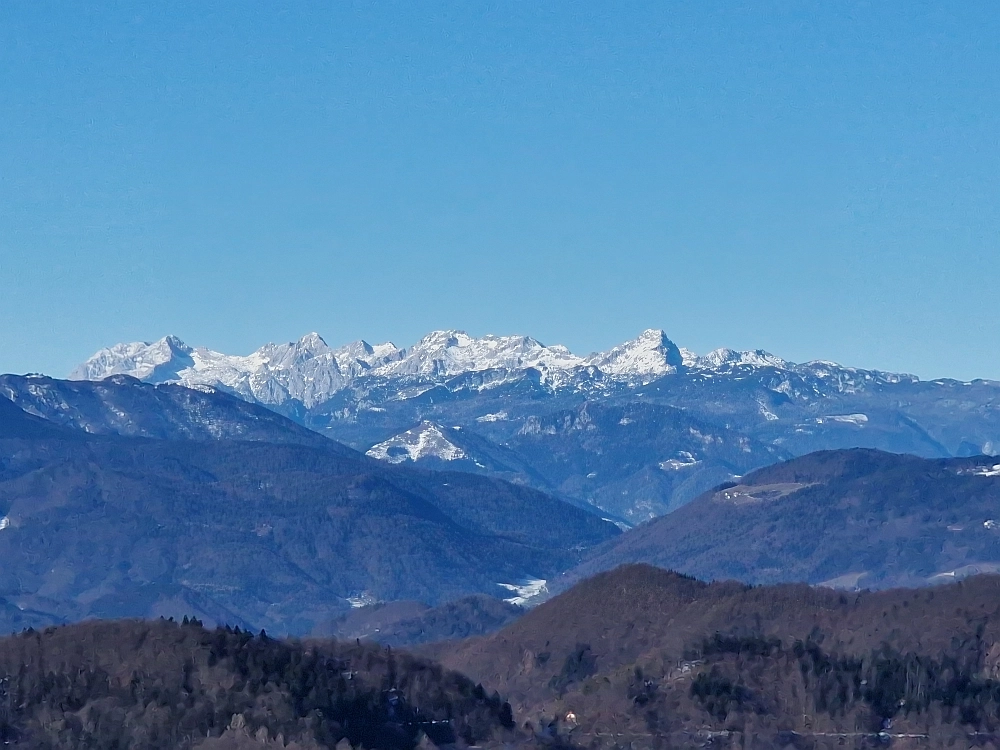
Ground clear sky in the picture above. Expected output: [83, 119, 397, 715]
[1, 2, 998, 380]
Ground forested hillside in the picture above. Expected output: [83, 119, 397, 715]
[0, 398, 617, 635]
[435, 565, 1000, 748]
[0, 618, 516, 749]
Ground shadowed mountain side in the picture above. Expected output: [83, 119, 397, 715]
[316, 595, 524, 647]
[433, 564, 1000, 746]
[0, 394, 80, 440]
[562, 448, 1000, 592]
[0, 403, 618, 635]
[0, 374, 354, 453]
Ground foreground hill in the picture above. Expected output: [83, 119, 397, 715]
[566, 448, 1000, 590]
[0, 399, 617, 634]
[0, 618, 516, 749]
[435, 564, 1000, 747]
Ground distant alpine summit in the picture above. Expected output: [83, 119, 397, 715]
[70, 328, 869, 409]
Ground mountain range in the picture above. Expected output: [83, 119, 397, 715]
[69, 329, 1000, 521]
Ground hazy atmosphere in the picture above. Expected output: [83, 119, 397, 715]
[2, 2, 998, 380]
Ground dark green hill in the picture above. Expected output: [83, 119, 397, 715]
[0, 618, 516, 749]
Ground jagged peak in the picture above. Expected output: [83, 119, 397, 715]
[69, 335, 194, 381]
[413, 329, 472, 347]
[586, 328, 683, 376]
[159, 334, 192, 351]
[296, 332, 329, 349]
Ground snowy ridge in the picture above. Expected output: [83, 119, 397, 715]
[72, 328, 916, 410]
[699, 347, 789, 370]
[73, 333, 402, 409]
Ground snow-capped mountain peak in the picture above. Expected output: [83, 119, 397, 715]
[585, 329, 683, 379]
[370, 330, 585, 378]
[70, 335, 195, 383]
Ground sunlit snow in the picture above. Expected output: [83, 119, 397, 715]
[497, 578, 548, 606]
[366, 422, 467, 463]
[659, 451, 701, 471]
[72, 328, 925, 414]
[346, 592, 378, 608]
[816, 414, 869, 426]
[476, 411, 508, 422]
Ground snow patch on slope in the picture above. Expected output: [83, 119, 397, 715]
[659, 451, 701, 471]
[366, 422, 468, 464]
[816, 414, 869, 426]
[476, 411, 509, 423]
[497, 578, 547, 606]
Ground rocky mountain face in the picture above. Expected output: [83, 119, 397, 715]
[564, 448, 1000, 591]
[71, 329, 1000, 522]
[0, 396, 617, 635]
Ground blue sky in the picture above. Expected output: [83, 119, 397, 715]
[1, 2, 998, 380]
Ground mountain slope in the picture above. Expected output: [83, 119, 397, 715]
[0, 373, 346, 451]
[566, 448, 1000, 590]
[317, 594, 524, 647]
[0, 401, 618, 635]
[0, 394, 78, 440]
[434, 564, 1000, 746]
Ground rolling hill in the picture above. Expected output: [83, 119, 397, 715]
[564, 448, 1000, 591]
[434, 564, 1000, 747]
